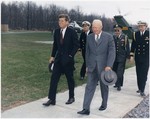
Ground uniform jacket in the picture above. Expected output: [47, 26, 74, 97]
[113, 34, 130, 62]
[130, 30, 149, 62]
[80, 30, 93, 51]
[51, 27, 79, 66]
[86, 31, 116, 74]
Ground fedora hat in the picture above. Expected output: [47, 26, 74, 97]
[101, 70, 117, 86]
[48, 61, 54, 72]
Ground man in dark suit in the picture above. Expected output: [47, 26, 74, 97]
[43, 14, 79, 106]
[113, 24, 130, 91]
[79, 21, 92, 80]
[130, 21, 149, 97]
[77, 19, 115, 115]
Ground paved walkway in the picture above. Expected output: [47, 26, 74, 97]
[1, 67, 149, 118]
[34, 41, 53, 44]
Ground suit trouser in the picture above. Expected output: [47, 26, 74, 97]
[135, 60, 149, 93]
[48, 61, 75, 101]
[113, 61, 126, 87]
[80, 50, 86, 77]
[83, 66, 109, 110]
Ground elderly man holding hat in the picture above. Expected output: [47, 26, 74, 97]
[79, 21, 92, 80]
[130, 21, 149, 97]
[77, 19, 116, 115]
[112, 24, 130, 91]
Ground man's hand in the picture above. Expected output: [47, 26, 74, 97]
[130, 56, 134, 63]
[105, 67, 111, 71]
[78, 48, 81, 52]
[49, 57, 55, 63]
[86, 67, 88, 73]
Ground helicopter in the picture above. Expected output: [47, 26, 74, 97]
[114, 15, 134, 39]
[113, 8, 136, 39]
[68, 21, 83, 33]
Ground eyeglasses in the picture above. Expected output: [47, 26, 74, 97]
[114, 30, 120, 32]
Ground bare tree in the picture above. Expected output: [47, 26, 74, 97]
[1, 1, 115, 31]
[1, 2, 9, 24]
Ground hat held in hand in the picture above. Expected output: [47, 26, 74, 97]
[101, 70, 117, 85]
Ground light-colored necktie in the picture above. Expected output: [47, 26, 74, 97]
[95, 34, 99, 42]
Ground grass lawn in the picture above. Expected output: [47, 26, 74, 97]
[1, 31, 134, 111]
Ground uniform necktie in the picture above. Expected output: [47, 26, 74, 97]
[60, 29, 63, 44]
[141, 32, 144, 36]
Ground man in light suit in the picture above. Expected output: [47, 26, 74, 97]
[77, 19, 116, 115]
[43, 14, 79, 106]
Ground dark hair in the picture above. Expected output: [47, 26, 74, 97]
[58, 14, 70, 22]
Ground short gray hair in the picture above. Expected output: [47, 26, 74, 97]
[92, 19, 103, 27]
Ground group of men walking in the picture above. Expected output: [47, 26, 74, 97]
[43, 14, 149, 115]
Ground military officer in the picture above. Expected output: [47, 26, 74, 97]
[130, 21, 149, 97]
[79, 21, 92, 80]
[113, 24, 130, 91]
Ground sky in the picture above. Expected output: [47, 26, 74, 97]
[2, 0, 150, 25]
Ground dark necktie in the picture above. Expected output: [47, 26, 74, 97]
[60, 29, 63, 44]
[141, 32, 144, 37]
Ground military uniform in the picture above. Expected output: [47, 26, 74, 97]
[113, 34, 130, 89]
[130, 30, 149, 94]
[80, 30, 92, 78]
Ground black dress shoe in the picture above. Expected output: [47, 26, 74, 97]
[65, 98, 75, 104]
[77, 109, 90, 115]
[117, 87, 121, 91]
[136, 90, 141, 93]
[140, 92, 146, 97]
[113, 85, 117, 88]
[80, 77, 84, 80]
[99, 106, 107, 111]
[43, 99, 56, 106]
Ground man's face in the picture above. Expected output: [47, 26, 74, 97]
[58, 18, 68, 29]
[138, 25, 147, 32]
[92, 23, 102, 35]
[114, 28, 122, 36]
[82, 24, 90, 32]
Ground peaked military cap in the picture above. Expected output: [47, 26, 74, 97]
[82, 21, 91, 26]
[113, 24, 123, 29]
[137, 21, 147, 26]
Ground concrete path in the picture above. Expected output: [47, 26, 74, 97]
[1, 67, 149, 118]
[34, 41, 53, 44]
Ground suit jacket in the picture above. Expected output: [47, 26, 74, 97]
[113, 34, 130, 62]
[51, 27, 79, 66]
[131, 30, 149, 62]
[86, 31, 116, 74]
[80, 30, 93, 51]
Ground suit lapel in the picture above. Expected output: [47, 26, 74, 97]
[57, 29, 61, 45]
[90, 34, 97, 47]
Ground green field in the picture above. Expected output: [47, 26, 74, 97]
[1, 31, 134, 111]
